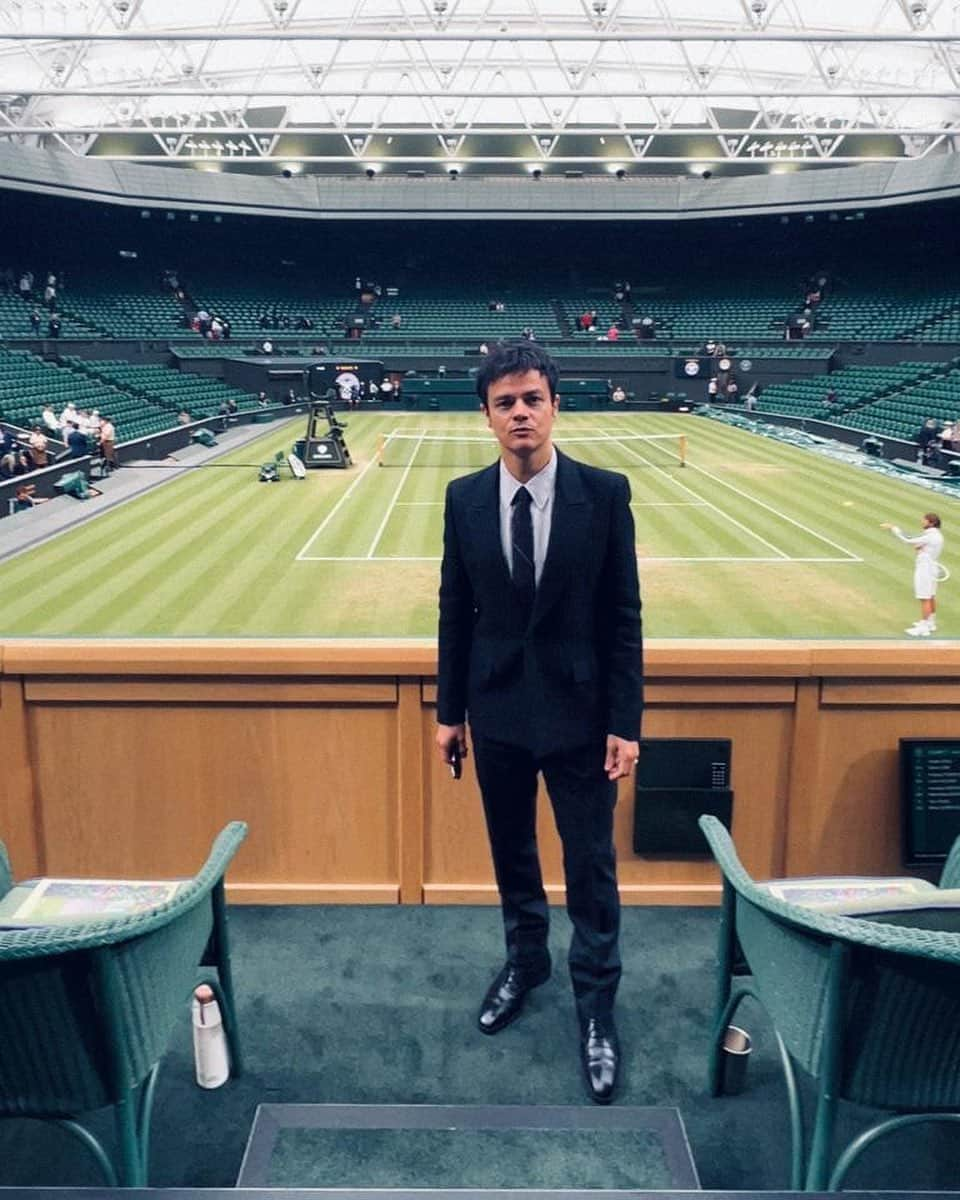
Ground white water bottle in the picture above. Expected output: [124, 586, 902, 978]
[192, 984, 230, 1089]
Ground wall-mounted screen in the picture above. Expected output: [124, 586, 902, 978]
[900, 739, 960, 866]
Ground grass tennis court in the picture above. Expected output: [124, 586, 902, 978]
[1, 410, 957, 639]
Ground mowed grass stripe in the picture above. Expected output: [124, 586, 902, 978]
[695, 420, 950, 559]
[608, 419, 850, 560]
[1, 471, 245, 630]
[14, 468, 271, 633]
[1, 410, 959, 638]
[0, 417, 382, 630]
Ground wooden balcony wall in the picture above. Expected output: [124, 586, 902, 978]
[2, 640, 958, 905]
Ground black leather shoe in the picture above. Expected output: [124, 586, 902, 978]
[581, 1017, 619, 1104]
[477, 962, 550, 1035]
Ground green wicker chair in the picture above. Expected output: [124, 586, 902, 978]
[939, 834, 960, 889]
[700, 814, 960, 1191]
[0, 820, 247, 1186]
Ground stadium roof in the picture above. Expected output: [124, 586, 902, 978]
[1, 1, 959, 175]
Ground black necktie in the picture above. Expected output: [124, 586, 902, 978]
[511, 486, 535, 613]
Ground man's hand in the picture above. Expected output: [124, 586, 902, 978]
[436, 723, 468, 774]
[604, 735, 639, 781]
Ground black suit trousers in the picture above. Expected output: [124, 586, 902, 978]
[472, 733, 621, 1023]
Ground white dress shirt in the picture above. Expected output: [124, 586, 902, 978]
[498, 449, 557, 586]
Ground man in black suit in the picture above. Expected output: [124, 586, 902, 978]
[436, 342, 643, 1103]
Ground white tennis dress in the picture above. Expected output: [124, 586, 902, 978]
[891, 525, 945, 599]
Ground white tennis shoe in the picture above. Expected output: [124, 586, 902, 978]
[905, 622, 932, 637]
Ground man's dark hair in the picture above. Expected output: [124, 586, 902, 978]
[475, 341, 559, 406]
[925, 512, 942, 528]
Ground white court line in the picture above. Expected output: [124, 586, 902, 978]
[366, 431, 425, 558]
[610, 419, 863, 562]
[607, 432, 792, 559]
[294, 455, 381, 561]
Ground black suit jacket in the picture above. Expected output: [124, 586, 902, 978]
[437, 449, 643, 757]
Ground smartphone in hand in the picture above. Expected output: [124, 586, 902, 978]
[449, 742, 462, 780]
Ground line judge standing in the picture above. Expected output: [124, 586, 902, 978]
[435, 341, 643, 1104]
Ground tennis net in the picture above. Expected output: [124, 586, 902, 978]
[377, 430, 687, 470]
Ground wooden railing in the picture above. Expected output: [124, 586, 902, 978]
[2, 639, 958, 904]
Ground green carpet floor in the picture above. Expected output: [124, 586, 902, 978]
[0, 905, 958, 1190]
[264, 1126, 673, 1189]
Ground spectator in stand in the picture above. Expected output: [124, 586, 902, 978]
[29, 308, 41, 334]
[28, 426, 49, 468]
[917, 418, 941, 465]
[41, 405, 59, 436]
[257, 391, 269, 408]
[606, 324, 619, 342]
[725, 379, 739, 403]
[18, 271, 32, 301]
[391, 313, 403, 329]
[479, 342, 490, 356]
[939, 420, 957, 453]
[283, 389, 296, 406]
[226, 397, 238, 416]
[177, 410, 192, 425]
[610, 384, 627, 404]
[43, 281, 57, 311]
[221, 318, 231, 340]
[521, 327, 536, 341]
[743, 385, 760, 412]
[99, 416, 117, 470]
[66, 423, 88, 458]
[380, 377, 394, 400]
[13, 483, 39, 512]
[824, 388, 838, 407]
[707, 378, 718, 401]
[47, 313, 61, 338]
[59, 401, 77, 431]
